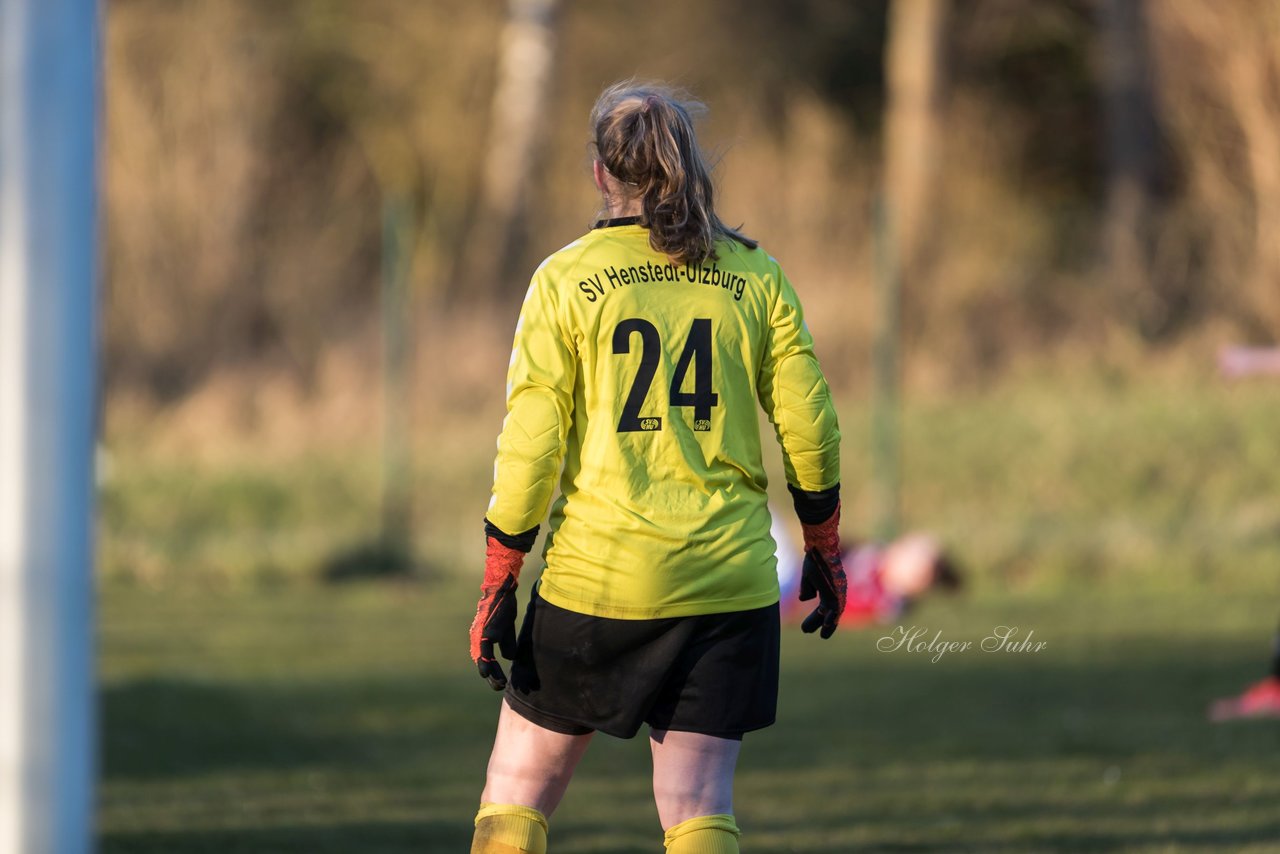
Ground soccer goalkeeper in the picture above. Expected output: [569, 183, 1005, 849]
[468, 81, 846, 854]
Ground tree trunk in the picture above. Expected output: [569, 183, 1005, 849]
[877, 0, 947, 537]
[465, 0, 559, 301]
[1098, 0, 1165, 335]
[1222, 33, 1280, 333]
[883, 0, 949, 284]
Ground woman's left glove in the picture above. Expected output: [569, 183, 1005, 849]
[798, 502, 848, 639]
[469, 535, 526, 691]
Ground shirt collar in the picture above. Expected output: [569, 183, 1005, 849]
[592, 215, 643, 229]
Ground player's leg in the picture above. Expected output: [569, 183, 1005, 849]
[472, 698, 594, 854]
[483, 697, 593, 813]
[643, 604, 777, 851]
[649, 728, 742, 852]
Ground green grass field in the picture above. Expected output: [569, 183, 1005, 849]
[99, 581, 1280, 852]
[98, 374, 1280, 852]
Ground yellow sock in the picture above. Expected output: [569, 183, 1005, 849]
[471, 802, 549, 854]
[663, 814, 740, 854]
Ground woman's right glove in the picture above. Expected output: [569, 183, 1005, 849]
[469, 531, 527, 690]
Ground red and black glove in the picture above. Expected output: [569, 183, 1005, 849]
[792, 486, 848, 639]
[469, 527, 530, 690]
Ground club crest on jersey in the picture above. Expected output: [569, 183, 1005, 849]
[639, 418, 662, 431]
[694, 419, 711, 432]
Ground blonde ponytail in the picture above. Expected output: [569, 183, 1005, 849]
[590, 82, 756, 265]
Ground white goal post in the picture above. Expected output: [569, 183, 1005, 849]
[0, 0, 100, 852]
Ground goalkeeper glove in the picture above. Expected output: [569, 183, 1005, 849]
[798, 502, 848, 639]
[469, 532, 527, 690]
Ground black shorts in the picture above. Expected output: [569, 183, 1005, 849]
[505, 584, 780, 740]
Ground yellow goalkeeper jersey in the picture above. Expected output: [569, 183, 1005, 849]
[487, 218, 840, 619]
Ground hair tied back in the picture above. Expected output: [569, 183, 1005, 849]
[590, 81, 757, 265]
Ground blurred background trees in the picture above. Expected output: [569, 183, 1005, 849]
[1147, 1, 1280, 340]
[103, 0, 1280, 436]
[89, 5, 1280, 841]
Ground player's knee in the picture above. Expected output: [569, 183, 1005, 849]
[653, 782, 734, 829]
[482, 764, 569, 818]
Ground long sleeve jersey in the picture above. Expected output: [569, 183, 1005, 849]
[486, 218, 840, 619]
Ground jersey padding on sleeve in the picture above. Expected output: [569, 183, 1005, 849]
[488, 386, 567, 536]
[487, 267, 576, 538]
[771, 352, 841, 491]
[756, 262, 841, 493]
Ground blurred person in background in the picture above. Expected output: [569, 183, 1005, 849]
[773, 519, 962, 626]
[466, 81, 846, 854]
[1209, 625, 1280, 721]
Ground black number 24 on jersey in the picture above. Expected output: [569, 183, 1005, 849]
[611, 318, 718, 433]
